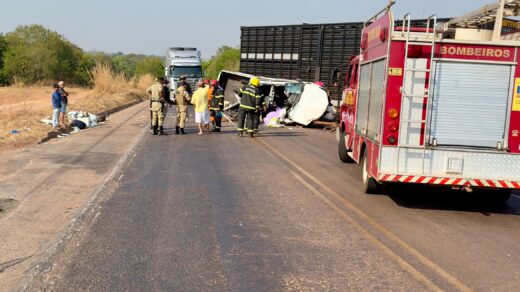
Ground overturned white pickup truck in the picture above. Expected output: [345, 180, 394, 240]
[217, 70, 334, 126]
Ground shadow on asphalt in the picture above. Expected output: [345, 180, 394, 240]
[161, 128, 308, 138]
[382, 185, 520, 216]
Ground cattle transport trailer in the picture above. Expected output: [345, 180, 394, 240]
[338, 1, 520, 201]
[239, 19, 446, 105]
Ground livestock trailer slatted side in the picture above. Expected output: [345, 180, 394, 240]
[240, 22, 363, 101]
[240, 19, 449, 102]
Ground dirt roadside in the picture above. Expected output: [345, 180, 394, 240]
[0, 102, 149, 290]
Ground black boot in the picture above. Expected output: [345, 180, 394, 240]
[249, 132, 254, 138]
[158, 126, 167, 136]
[175, 126, 180, 135]
[180, 128, 186, 135]
[238, 131, 243, 137]
[152, 125, 158, 135]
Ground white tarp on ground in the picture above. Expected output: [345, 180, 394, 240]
[287, 84, 329, 126]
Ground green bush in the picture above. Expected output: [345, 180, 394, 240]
[0, 34, 7, 85]
[204, 46, 240, 79]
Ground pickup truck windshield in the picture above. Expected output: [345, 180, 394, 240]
[171, 66, 202, 78]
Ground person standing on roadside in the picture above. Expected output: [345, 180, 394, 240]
[178, 75, 192, 95]
[174, 84, 191, 135]
[147, 77, 167, 135]
[209, 80, 224, 132]
[51, 84, 62, 129]
[237, 77, 261, 138]
[58, 81, 69, 127]
[161, 79, 173, 132]
[191, 81, 210, 135]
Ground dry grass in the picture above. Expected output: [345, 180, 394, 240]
[0, 64, 151, 150]
[137, 74, 154, 91]
[90, 63, 135, 94]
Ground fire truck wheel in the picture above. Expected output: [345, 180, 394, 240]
[338, 131, 354, 163]
[362, 151, 382, 194]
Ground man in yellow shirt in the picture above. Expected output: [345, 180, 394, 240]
[191, 81, 210, 135]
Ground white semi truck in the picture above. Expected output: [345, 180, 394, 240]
[164, 47, 203, 93]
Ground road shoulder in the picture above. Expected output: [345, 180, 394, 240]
[0, 102, 149, 290]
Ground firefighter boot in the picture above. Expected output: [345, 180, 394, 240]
[238, 131, 243, 137]
[158, 126, 167, 136]
[249, 132, 254, 138]
[175, 126, 180, 135]
[180, 128, 186, 135]
[152, 125, 158, 135]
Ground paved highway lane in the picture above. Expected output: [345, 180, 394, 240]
[32, 109, 520, 291]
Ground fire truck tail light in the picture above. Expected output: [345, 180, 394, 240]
[387, 122, 398, 132]
[388, 108, 399, 119]
[387, 135, 397, 144]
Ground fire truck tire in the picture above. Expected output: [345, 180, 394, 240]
[338, 131, 354, 163]
[362, 151, 382, 194]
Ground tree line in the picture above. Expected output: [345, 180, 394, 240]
[0, 25, 163, 86]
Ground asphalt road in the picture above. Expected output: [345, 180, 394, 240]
[33, 108, 520, 291]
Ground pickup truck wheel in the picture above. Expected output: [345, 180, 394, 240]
[362, 151, 382, 194]
[338, 131, 355, 163]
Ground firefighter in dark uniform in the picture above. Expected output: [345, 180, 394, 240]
[237, 77, 261, 137]
[178, 75, 192, 95]
[161, 79, 173, 134]
[253, 93, 266, 135]
[209, 80, 224, 132]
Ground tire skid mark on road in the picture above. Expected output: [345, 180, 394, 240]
[256, 138, 471, 292]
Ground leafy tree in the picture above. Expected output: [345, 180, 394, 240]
[135, 56, 164, 78]
[1, 25, 84, 84]
[0, 34, 7, 85]
[204, 46, 240, 79]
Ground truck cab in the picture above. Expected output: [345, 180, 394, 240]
[164, 47, 203, 93]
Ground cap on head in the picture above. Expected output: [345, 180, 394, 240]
[58, 81, 65, 87]
[249, 77, 260, 87]
[210, 80, 218, 87]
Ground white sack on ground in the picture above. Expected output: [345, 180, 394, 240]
[287, 84, 329, 126]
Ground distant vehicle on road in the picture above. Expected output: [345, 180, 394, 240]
[164, 47, 203, 93]
[337, 0, 520, 201]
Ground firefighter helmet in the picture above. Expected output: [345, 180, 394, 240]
[250, 77, 260, 87]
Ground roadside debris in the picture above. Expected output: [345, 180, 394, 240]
[218, 70, 334, 128]
[8, 129, 20, 135]
[40, 111, 99, 131]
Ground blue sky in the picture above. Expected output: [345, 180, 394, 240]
[0, 0, 492, 58]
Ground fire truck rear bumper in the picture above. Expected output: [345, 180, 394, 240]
[378, 174, 520, 189]
[378, 146, 520, 189]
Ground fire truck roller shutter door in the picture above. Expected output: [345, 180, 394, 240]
[355, 63, 373, 134]
[430, 62, 511, 148]
[367, 59, 386, 140]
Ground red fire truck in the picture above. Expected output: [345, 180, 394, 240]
[337, 0, 520, 201]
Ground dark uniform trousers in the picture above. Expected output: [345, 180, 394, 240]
[237, 107, 255, 134]
[210, 110, 222, 129]
[253, 111, 261, 132]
